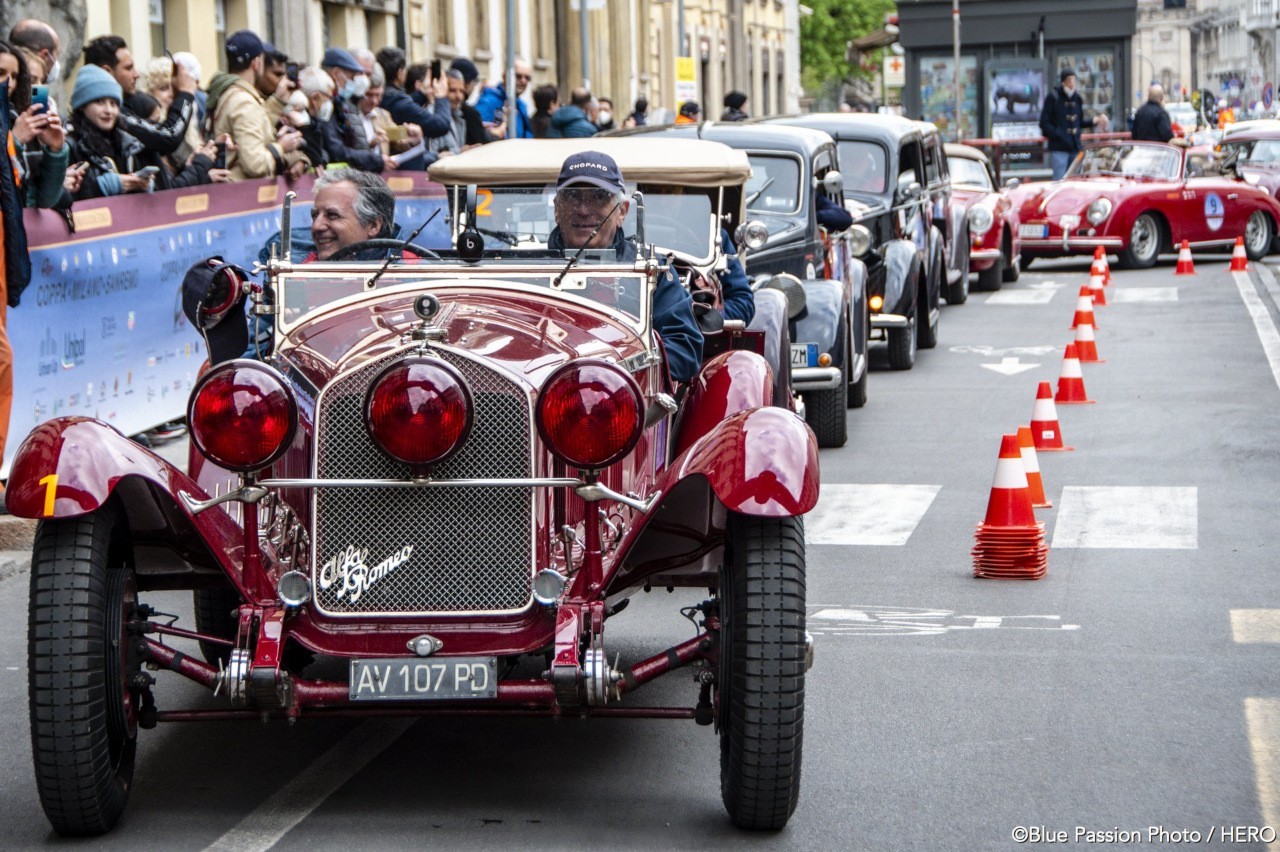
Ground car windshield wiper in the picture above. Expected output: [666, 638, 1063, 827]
[367, 208, 440, 291]
[746, 177, 775, 208]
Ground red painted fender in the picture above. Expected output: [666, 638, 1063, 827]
[674, 349, 773, 457]
[6, 417, 250, 591]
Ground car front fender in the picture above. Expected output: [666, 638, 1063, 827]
[794, 279, 846, 357]
[882, 238, 921, 315]
[674, 350, 773, 457]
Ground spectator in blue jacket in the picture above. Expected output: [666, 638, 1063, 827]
[374, 46, 452, 155]
[475, 58, 533, 139]
[548, 88, 598, 139]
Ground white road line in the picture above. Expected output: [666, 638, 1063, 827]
[1107, 287, 1179, 303]
[985, 290, 1057, 305]
[1051, 486, 1197, 549]
[806, 484, 940, 545]
[1231, 609, 1280, 644]
[1245, 698, 1280, 836]
[1233, 270, 1280, 391]
[204, 718, 415, 852]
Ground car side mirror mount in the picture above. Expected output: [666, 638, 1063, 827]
[1003, 177, 1021, 190]
[817, 170, 844, 196]
[897, 179, 923, 203]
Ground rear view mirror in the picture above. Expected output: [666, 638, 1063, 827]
[1003, 177, 1022, 190]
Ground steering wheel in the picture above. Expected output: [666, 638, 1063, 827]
[327, 238, 441, 261]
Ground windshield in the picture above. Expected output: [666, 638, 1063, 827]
[1224, 139, 1280, 165]
[465, 185, 717, 262]
[1070, 145, 1182, 180]
[745, 155, 802, 214]
[949, 157, 993, 190]
[837, 140, 888, 195]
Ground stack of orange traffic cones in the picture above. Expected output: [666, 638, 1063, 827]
[1231, 236, 1249, 271]
[972, 434, 1049, 580]
[1031, 381, 1073, 451]
[1092, 246, 1112, 286]
[1175, 239, 1196, 275]
[1017, 426, 1052, 509]
[1055, 343, 1095, 404]
[1074, 318, 1103, 362]
[1071, 287, 1099, 330]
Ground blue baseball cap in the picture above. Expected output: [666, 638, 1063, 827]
[225, 30, 273, 66]
[322, 47, 364, 73]
[557, 150, 625, 194]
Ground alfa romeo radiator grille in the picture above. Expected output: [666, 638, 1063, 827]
[313, 349, 534, 616]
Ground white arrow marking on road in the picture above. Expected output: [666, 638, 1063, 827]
[1027, 280, 1063, 289]
[981, 357, 1040, 376]
[986, 289, 1058, 304]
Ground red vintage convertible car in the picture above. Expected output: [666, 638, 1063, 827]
[945, 143, 1022, 291]
[11, 144, 818, 835]
[1008, 140, 1280, 268]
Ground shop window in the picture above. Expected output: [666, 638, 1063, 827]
[917, 55, 977, 140]
[1053, 49, 1116, 128]
[148, 0, 166, 57]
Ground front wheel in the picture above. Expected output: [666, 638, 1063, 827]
[719, 513, 807, 830]
[886, 301, 917, 370]
[803, 359, 847, 448]
[976, 247, 1005, 291]
[1117, 213, 1161, 269]
[29, 505, 139, 836]
[945, 230, 970, 305]
[1002, 237, 1021, 283]
[1245, 210, 1274, 261]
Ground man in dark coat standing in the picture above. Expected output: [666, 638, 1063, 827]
[1040, 69, 1109, 180]
[1131, 84, 1174, 143]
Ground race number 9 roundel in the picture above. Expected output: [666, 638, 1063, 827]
[1205, 192, 1224, 231]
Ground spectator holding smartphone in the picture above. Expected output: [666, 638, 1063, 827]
[83, 35, 197, 160]
[0, 39, 68, 208]
[373, 47, 452, 152]
[475, 58, 534, 139]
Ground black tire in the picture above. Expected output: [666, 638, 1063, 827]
[719, 513, 806, 831]
[1020, 255, 1035, 271]
[886, 300, 917, 371]
[1002, 235, 1021, 283]
[847, 362, 868, 409]
[193, 586, 241, 666]
[945, 230, 970, 305]
[29, 506, 139, 836]
[1117, 212, 1161, 269]
[803, 360, 847, 448]
[976, 247, 1005, 291]
[1245, 210, 1274, 261]
[916, 284, 939, 350]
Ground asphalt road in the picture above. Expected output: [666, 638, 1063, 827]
[3, 253, 1280, 850]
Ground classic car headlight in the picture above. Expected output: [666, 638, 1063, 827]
[847, 224, 872, 257]
[188, 361, 297, 473]
[365, 357, 473, 467]
[1086, 198, 1113, 225]
[536, 360, 643, 470]
[967, 205, 994, 236]
[734, 220, 769, 250]
[760, 273, 807, 320]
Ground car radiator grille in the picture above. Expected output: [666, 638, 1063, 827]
[312, 348, 534, 616]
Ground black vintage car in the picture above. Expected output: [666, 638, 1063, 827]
[763, 113, 957, 369]
[606, 122, 870, 446]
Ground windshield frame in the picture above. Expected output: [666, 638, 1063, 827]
[948, 156, 994, 191]
[1069, 143, 1184, 181]
[743, 151, 806, 217]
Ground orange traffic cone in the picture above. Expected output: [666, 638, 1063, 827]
[1055, 343, 1095, 404]
[1231, 236, 1249, 271]
[1175, 239, 1195, 275]
[1074, 318, 1103, 363]
[1070, 288, 1099, 330]
[1017, 425, 1052, 509]
[1092, 246, 1112, 286]
[1088, 272, 1107, 306]
[1031, 381, 1073, 452]
[973, 433, 1048, 580]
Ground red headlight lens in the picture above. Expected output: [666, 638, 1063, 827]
[366, 357, 472, 467]
[536, 360, 643, 470]
[188, 361, 297, 472]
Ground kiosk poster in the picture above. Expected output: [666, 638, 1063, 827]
[985, 59, 1048, 171]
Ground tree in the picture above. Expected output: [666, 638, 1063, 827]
[800, 0, 896, 97]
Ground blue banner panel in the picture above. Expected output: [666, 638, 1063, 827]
[9, 174, 449, 476]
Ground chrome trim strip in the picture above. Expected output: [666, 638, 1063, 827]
[970, 248, 1001, 260]
[870, 313, 910, 329]
[790, 366, 842, 390]
[262, 476, 583, 489]
[1021, 237, 1123, 248]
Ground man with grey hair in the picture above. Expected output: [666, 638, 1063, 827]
[308, 168, 399, 260]
[430, 68, 491, 157]
[1131, 84, 1174, 143]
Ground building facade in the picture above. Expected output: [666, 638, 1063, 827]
[1132, 0, 1196, 103]
[1190, 0, 1278, 116]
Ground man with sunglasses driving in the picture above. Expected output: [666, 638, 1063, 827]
[476, 59, 534, 139]
[547, 151, 702, 383]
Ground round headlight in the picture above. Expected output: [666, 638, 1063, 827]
[734, 220, 769, 250]
[365, 357, 473, 468]
[188, 361, 297, 473]
[536, 360, 643, 470]
[1086, 198, 1113, 225]
[761, 273, 808, 320]
[967, 205, 994, 235]
[847, 224, 872, 257]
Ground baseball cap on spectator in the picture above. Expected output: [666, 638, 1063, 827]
[226, 30, 272, 66]
[71, 64, 123, 110]
[450, 57, 479, 86]
[322, 47, 364, 73]
[679, 100, 701, 118]
[556, 150, 626, 195]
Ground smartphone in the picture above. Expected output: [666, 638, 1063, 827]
[164, 49, 178, 78]
[135, 166, 161, 178]
[286, 62, 300, 84]
[30, 85, 48, 114]
[213, 141, 227, 170]
[430, 59, 442, 81]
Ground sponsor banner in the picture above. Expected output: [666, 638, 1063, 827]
[9, 174, 449, 476]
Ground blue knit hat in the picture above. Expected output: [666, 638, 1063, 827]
[72, 65, 123, 111]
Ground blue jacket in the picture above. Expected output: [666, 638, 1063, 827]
[548, 105, 597, 139]
[548, 227, 703, 383]
[815, 193, 853, 232]
[718, 230, 754, 324]
[381, 86, 453, 141]
[1039, 84, 1094, 155]
[475, 84, 532, 139]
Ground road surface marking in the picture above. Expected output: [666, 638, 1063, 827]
[1108, 287, 1178, 303]
[806, 484, 940, 545]
[1051, 486, 1197, 549]
[1234, 270, 1280, 391]
[950, 344, 1058, 357]
[985, 290, 1057, 305]
[981, 356, 1040, 375]
[1245, 698, 1280, 835]
[807, 605, 1079, 636]
[204, 718, 415, 852]
[1231, 610, 1280, 643]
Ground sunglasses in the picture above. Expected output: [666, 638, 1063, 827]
[556, 187, 618, 207]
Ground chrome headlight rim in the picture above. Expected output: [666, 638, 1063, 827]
[1086, 197, 1113, 225]
[847, 224, 872, 257]
[966, 204, 994, 236]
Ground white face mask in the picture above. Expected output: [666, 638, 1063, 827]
[598, 110, 612, 125]
[317, 100, 334, 122]
[46, 57, 61, 83]
[343, 74, 370, 100]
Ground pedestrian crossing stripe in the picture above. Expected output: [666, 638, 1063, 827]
[1230, 610, 1280, 643]
[985, 290, 1058, 305]
[806, 484, 940, 546]
[1108, 287, 1179, 302]
[1245, 699, 1280, 836]
[1051, 486, 1198, 549]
